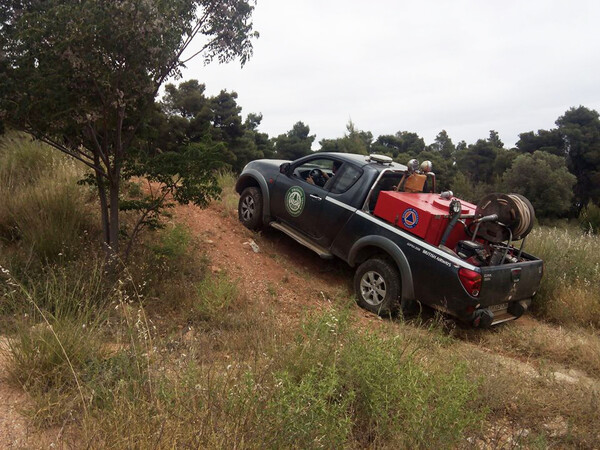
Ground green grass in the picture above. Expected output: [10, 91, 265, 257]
[75, 308, 484, 449]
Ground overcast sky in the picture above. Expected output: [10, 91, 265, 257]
[181, 0, 600, 150]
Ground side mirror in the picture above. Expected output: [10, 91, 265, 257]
[279, 162, 291, 175]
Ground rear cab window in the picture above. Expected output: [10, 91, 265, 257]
[329, 163, 363, 194]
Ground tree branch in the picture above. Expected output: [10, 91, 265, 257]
[30, 133, 109, 178]
[123, 185, 173, 261]
[86, 123, 110, 168]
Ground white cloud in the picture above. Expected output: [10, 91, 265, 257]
[181, 0, 600, 148]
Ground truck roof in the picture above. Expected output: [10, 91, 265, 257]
[313, 152, 407, 172]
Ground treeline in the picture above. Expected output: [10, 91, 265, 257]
[148, 80, 600, 222]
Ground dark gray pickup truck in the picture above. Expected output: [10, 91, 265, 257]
[235, 152, 543, 327]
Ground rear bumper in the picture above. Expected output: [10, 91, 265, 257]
[470, 299, 531, 328]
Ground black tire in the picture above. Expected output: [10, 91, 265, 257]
[238, 187, 263, 230]
[354, 257, 400, 317]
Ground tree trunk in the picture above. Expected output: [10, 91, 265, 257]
[95, 166, 110, 253]
[108, 177, 120, 260]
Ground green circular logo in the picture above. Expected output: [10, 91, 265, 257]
[285, 186, 305, 217]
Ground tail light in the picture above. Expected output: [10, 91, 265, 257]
[459, 268, 482, 297]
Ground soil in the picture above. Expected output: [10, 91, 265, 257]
[174, 202, 381, 326]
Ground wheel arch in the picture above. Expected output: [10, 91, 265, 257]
[235, 170, 271, 221]
[348, 236, 415, 302]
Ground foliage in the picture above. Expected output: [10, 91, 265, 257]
[502, 151, 576, 218]
[429, 129, 456, 158]
[371, 131, 425, 157]
[0, 0, 257, 258]
[516, 106, 600, 213]
[516, 128, 564, 156]
[121, 142, 224, 257]
[488, 130, 505, 150]
[455, 139, 499, 184]
[157, 81, 272, 172]
[319, 120, 372, 155]
[414, 149, 457, 191]
[267, 311, 483, 447]
[273, 121, 315, 160]
[558, 106, 600, 211]
[449, 172, 499, 204]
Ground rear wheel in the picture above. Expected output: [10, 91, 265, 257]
[238, 187, 263, 230]
[354, 257, 400, 317]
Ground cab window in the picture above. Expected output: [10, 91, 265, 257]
[292, 158, 336, 189]
[329, 164, 363, 194]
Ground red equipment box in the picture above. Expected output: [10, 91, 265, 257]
[373, 192, 477, 249]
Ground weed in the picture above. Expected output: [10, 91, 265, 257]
[273, 309, 484, 447]
[192, 272, 240, 325]
[149, 223, 191, 259]
[266, 281, 277, 298]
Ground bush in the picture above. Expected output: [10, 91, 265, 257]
[274, 310, 483, 447]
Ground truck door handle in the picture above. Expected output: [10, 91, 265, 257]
[309, 194, 322, 201]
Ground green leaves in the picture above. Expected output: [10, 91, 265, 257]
[503, 151, 576, 218]
[1, 0, 257, 257]
[274, 121, 315, 160]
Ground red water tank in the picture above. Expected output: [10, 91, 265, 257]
[373, 192, 476, 249]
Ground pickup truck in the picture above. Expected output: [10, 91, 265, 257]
[235, 152, 543, 327]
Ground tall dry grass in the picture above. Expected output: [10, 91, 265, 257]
[215, 170, 239, 218]
[526, 226, 600, 328]
[0, 132, 97, 263]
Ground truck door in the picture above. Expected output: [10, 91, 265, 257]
[271, 157, 336, 239]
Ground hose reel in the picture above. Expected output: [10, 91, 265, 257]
[474, 193, 535, 243]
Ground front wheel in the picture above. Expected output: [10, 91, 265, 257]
[354, 258, 400, 317]
[238, 187, 263, 230]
